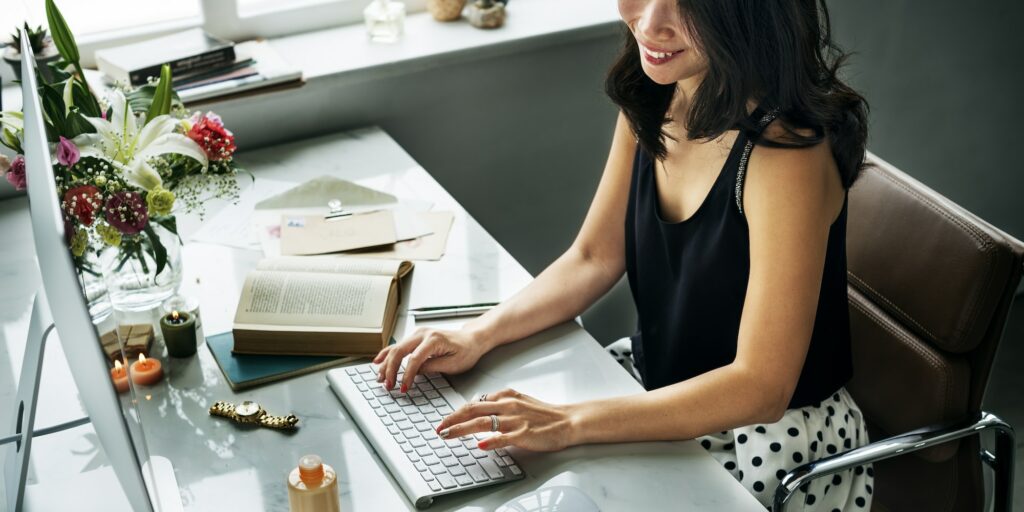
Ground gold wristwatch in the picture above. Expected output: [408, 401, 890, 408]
[209, 400, 299, 430]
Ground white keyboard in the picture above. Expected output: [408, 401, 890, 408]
[327, 362, 524, 508]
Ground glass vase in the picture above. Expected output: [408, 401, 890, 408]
[102, 227, 183, 312]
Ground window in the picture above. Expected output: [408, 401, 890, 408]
[9, 0, 201, 40]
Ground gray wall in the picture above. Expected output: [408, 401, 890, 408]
[827, 0, 1024, 244]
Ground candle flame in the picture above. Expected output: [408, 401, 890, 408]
[171, 310, 180, 321]
[139, 353, 147, 363]
[115, 360, 124, 370]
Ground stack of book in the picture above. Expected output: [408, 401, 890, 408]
[95, 28, 302, 104]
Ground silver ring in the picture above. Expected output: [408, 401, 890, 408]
[477, 393, 488, 402]
[489, 414, 500, 432]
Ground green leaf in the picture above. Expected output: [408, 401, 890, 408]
[37, 81, 67, 140]
[152, 215, 178, 236]
[45, 0, 79, 65]
[126, 84, 182, 117]
[146, 65, 173, 125]
[144, 224, 168, 277]
[65, 109, 95, 139]
[71, 80, 100, 118]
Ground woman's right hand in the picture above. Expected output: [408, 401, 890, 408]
[374, 326, 491, 393]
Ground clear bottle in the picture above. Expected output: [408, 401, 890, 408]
[287, 454, 340, 512]
[364, 0, 405, 43]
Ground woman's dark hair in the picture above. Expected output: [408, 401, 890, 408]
[606, 0, 868, 187]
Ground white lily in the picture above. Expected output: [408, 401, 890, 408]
[71, 90, 207, 191]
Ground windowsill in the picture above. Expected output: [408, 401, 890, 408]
[2, 0, 621, 112]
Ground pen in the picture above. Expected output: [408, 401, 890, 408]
[409, 303, 499, 320]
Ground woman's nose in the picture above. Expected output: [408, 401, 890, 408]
[636, 0, 681, 43]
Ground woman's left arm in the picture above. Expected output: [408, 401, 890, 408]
[436, 139, 847, 451]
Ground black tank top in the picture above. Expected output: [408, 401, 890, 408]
[624, 108, 853, 409]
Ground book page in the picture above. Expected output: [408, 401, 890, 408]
[234, 271, 391, 329]
[256, 256, 401, 276]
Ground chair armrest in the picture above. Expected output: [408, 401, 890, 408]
[771, 412, 1015, 512]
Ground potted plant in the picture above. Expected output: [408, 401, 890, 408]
[3, 23, 61, 82]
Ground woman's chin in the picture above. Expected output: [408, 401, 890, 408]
[640, 64, 682, 85]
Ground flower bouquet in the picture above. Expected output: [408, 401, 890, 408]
[0, 0, 243, 313]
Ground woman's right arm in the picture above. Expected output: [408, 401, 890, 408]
[378, 113, 638, 391]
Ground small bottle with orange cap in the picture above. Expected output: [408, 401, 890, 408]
[287, 454, 340, 512]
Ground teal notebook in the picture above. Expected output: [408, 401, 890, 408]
[206, 332, 367, 390]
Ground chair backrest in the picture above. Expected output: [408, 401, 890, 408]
[844, 153, 1024, 512]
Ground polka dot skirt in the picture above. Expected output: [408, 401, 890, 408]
[608, 338, 874, 511]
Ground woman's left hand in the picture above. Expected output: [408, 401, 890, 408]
[435, 388, 577, 452]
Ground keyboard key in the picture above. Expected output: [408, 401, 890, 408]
[495, 449, 509, 457]
[502, 456, 515, 467]
[417, 446, 434, 457]
[428, 481, 442, 492]
[396, 397, 413, 407]
[450, 466, 467, 477]
[424, 389, 441, 399]
[361, 391, 374, 400]
[437, 474, 457, 489]
[430, 377, 450, 389]
[404, 430, 420, 440]
[414, 397, 430, 406]
[438, 406, 454, 415]
[384, 404, 401, 414]
[358, 366, 373, 375]
[436, 448, 453, 459]
[408, 389, 424, 398]
[471, 449, 488, 459]
[414, 462, 427, 472]
[356, 382, 368, 392]
[424, 372, 442, 379]
[410, 438, 427, 448]
[372, 387, 388, 397]
[381, 416, 394, 426]
[420, 470, 434, 481]
[423, 455, 441, 466]
[428, 439, 445, 449]
[370, 365, 379, 375]
[430, 465, 448, 476]
[362, 373, 377, 382]
[345, 368, 359, 376]
[458, 455, 476, 466]
[409, 413, 426, 424]
[397, 420, 414, 431]
[480, 458, 504, 480]
[408, 452, 421, 462]
[414, 374, 427, 383]
[452, 446, 470, 457]
[369, 399, 382, 409]
[429, 398, 447, 408]
[455, 474, 473, 486]
[416, 382, 435, 393]
[509, 465, 522, 476]
[388, 425, 400, 436]
[416, 423, 433, 432]
[374, 409, 387, 417]
[495, 457, 507, 467]
[426, 412, 443, 423]
[467, 464, 488, 483]
[442, 457, 460, 467]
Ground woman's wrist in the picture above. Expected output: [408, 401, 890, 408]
[463, 315, 505, 353]
[563, 401, 594, 447]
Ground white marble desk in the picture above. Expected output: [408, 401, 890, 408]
[3, 127, 764, 511]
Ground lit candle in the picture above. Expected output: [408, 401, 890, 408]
[130, 354, 164, 386]
[160, 310, 198, 358]
[110, 359, 130, 393]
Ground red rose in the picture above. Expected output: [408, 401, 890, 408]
[188, 116, 236, 161]
[63, 185, 103, 226]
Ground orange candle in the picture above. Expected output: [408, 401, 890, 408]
[130, 354, 163, 386]
[110, 359, 130, 393]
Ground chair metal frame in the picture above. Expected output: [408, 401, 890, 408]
[772, 412, 1015, 511]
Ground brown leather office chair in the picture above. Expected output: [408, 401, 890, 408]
[773, 153, 1023, 512]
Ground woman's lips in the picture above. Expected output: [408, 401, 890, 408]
[641, 44, 684, 65]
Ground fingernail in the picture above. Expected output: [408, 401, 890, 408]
[400, 384, 408, 393]
[439, 428, 450, 439]
[478, 440, 489, 450]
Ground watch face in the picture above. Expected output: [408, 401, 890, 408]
[236, 401, 261, 418]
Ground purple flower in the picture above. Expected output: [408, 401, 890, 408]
[5, 155, 26, 191]
[104, 191, 149, 235]
[57, 137, 80, 167]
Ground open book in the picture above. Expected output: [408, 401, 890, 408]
[233, 256, 413, 356]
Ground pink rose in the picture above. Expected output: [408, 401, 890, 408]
[104, 191, 149, 235]
[57, 137, 80, 167]
[6, 155, 26, 191]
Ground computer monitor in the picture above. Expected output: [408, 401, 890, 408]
[4, 31, 154, 511]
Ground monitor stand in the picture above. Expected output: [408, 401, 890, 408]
[2, 293, 183, 511]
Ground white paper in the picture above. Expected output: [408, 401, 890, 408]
[189, 178, 295, 250]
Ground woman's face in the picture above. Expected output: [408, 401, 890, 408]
[618, 0, 707, 86]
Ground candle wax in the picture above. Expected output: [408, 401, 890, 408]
[111, 360, 130, 393]
[130, 354, 164, 386]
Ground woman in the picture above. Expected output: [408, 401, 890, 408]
[375, 0, 872, 508]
